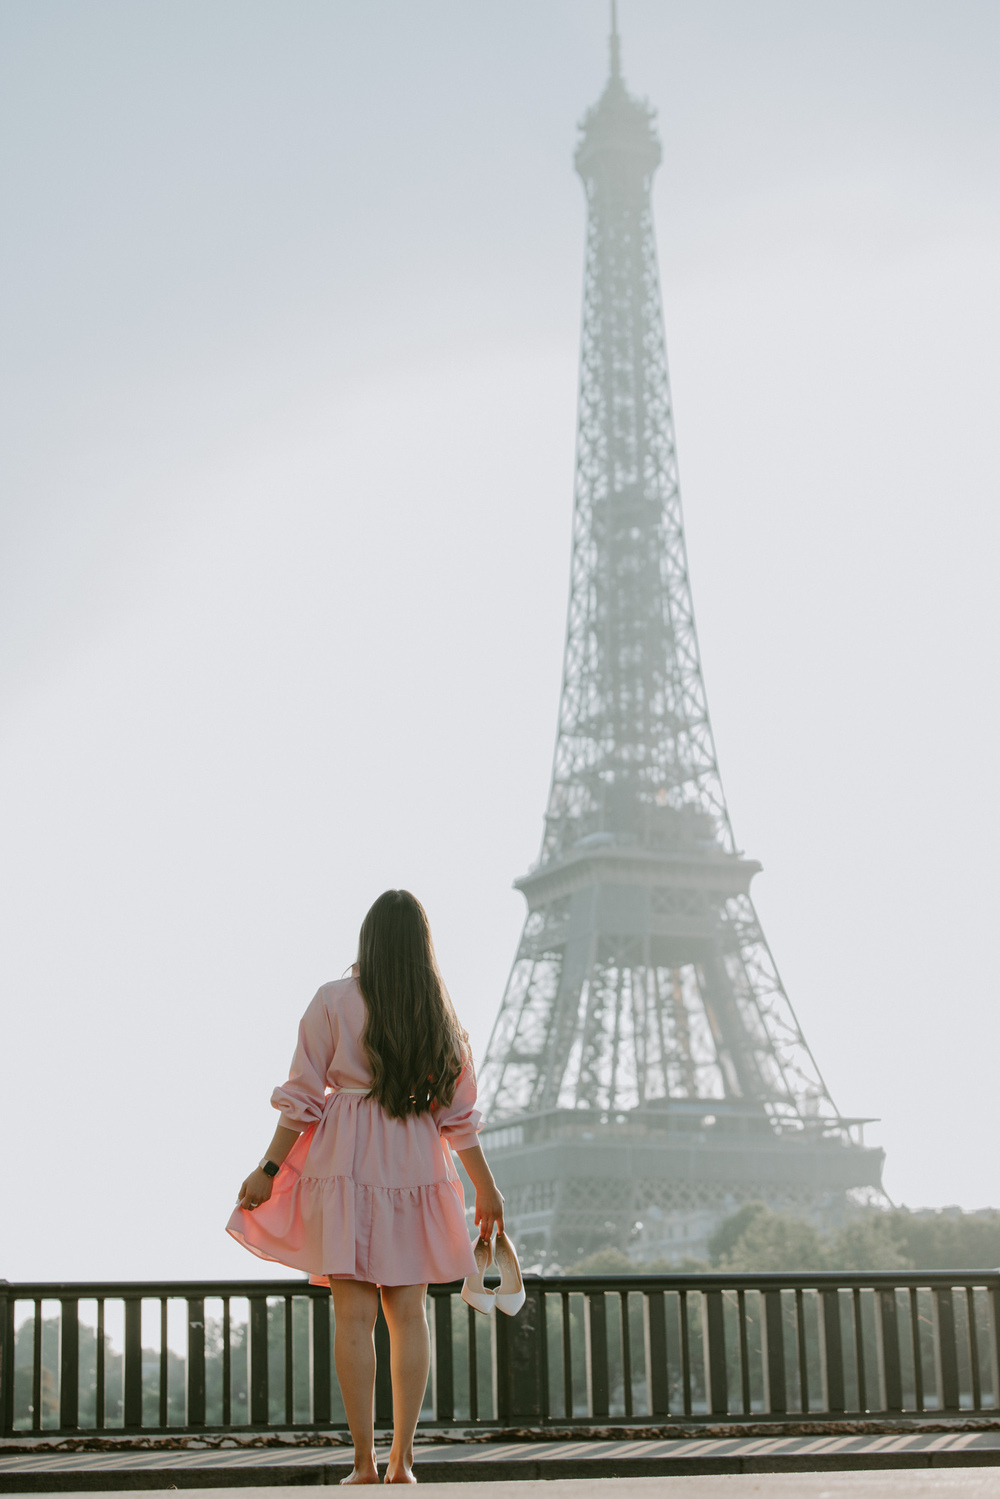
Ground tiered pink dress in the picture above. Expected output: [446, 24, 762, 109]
[226, 977, 482, 1286]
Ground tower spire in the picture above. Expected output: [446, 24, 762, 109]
[609, 0, 621, 82]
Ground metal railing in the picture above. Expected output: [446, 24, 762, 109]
[3, 1270, 1000, 1438]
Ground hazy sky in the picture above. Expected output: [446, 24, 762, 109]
[2, 0, 999, 1282]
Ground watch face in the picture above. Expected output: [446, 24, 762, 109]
[262, 1160, 280, 1177]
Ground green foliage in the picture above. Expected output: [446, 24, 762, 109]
[706, 1202, 768, 1265]
[13, 1318, 133, 1427]
[717, 1210, 829, 1273]
[833, 1215, 911, 1271]
[565, 1248, 636, 1274]
[563, 1205, 1000, 1277]
[707, 1204, 1000, 1274]
[13, 1315, 249, 1430]
[646, 1255, 710, 1273]
[565, 1248, 709, 1274]
[886, 1209, 1000, 1270]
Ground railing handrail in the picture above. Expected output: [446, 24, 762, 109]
[4, 1269, 1000, 1296]
[531, 1271, 1000, 1289]
[1, 1279, 361, 1298]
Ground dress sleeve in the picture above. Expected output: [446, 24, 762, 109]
[434, 1059, 482, 1152]
[270, 989, 334, 1133]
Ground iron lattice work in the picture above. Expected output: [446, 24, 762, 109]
[477, 16, 882, 1246]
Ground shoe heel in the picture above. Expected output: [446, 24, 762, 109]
[461, 1284, 495, 1314]
[461, 1234, 495, 1316]
[493, 1231, 526, 1317]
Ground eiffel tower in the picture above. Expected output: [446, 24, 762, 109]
[477, 6, 885, 1266]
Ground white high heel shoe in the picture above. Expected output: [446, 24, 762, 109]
[493, 1231, 526, 1317]
[461, 1235, 495, 1315]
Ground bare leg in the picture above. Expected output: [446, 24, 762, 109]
[379, 1284, 429, 1484]
[330, 1279, 380, 1485]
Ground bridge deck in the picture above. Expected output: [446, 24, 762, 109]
[3, 1429, 1000, 1490]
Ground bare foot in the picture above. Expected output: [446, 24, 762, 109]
[383, 1463, 416, 1484]
[340, 1465, 380, 1485]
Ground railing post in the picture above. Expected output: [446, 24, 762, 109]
[795, 1289, 809, 1414]
[187, 1297, 206, 1427]
[705, 1290, 728, 1416]
[59, 1298, 79, 1432]
[991, 1281, 1000, 1411]
[909, 1287, 924, 1413]
[158, 1300, 168, 1430]
[852, 1287, 868, 1412]
[311, 1292, 331, 1427]
[560, 1291, 573, 1421]
[538, 1285, 550, 1420]
[679, 1289, 692, 1416]
[249, 1295, 269, 1426]
[466, 1304, 479, 1423]
[764, 1289, 787, 1415]
[283, 1297, 294, 1426]
[879, 1288, 903, 1411]
[0, 1283, 13, 1438]
[374, 1296, 392, 1424]
[587, 1290, 609, 1420]
[221, 1298, 231, 1429]
[936, 1287, 960, 1413]
[619, 1291, 633, 1420]
[647, 1290, 669, 1417]
[123, 1297, 142, 1430]
[32, 1301, 42, 1435]
[95, 1299, 105, 1430]
[966, 1287, 982, 1411]
[433, 1293, 453, 1422]
[496, 1285, 546, 1422]
[737, 1289, 751, 1416]
[822, 1289, 845, 1413]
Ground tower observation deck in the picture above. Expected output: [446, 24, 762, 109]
[476, 9, 884, 1266]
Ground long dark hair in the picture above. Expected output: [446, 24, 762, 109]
[356, 890, 467, 1120]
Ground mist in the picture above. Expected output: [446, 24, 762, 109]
[1, 0, 998, 1280]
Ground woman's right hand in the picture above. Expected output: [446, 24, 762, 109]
[475, 1180, 505, 1242]
[237, 1167, 274, 1212]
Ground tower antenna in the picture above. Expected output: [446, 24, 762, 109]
[609, 0, 621, 80]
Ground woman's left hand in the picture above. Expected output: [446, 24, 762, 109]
[237, 1167, 274, 1211]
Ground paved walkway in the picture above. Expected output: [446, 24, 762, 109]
[3, 1432, 1000, 1490]
[408, 1479, 1000, 1497]
[7, 1476, 1000, 1498]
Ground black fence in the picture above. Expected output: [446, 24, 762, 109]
[3, 1271, 999, 1438]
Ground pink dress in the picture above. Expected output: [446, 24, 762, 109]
[226, 977, 482, 1286]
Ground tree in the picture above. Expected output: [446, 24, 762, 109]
[717, 1210, 828, 1273]
[707, 1203, 769, 1265]
[886, 1208, 1000, 1270]
[562, 1204, 1000, 1278]
[828, 1216, 911, 1271]
[565, 1248, 635, 1274]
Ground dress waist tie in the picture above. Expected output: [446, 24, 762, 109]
[331, 1086, 369, 1094]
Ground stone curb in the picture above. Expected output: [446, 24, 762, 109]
[4, 1450, 1000, 1491]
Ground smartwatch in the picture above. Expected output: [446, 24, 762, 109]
[259, 1158, 280, 1178]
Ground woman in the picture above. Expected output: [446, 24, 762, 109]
[227, 890, 507, 1486]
